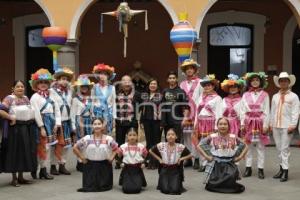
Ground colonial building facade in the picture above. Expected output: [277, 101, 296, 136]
[1, 0, 300, 98]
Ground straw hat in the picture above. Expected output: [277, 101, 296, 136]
[73, 75, 94, 90]
[92, 63, 116, 80]
[244, 72, 268, 89]
[221, 74, 245, 93]
[180, 58, 200, 72]
[200, 74, 219, 87]
[29, 68, 54, 91]
[53, 66, 74, 81]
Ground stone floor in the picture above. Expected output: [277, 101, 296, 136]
[0, 147, 300, 200]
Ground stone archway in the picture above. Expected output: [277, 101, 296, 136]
[195, 0, 300, 37]
[283, 16, 298, 73]
[69, 0, 178, 40]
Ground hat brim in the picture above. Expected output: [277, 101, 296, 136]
[246, 75, 268, 89]
[221, 83, 243, 93]
[53, 72, 74, 81]
[273, 75, 296, 88]
[31, 79, 52, 91]
[73, 84, 94, 92]
[180, 64, 199, 73]
[200, 79, 219, 87]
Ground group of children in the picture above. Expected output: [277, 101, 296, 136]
[0, 58, 299, 194]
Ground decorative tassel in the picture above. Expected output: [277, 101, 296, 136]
[118, 13, 122, 33]
[145, 10, 148, 31]
[100, 14, 104, 33]
[124, 36, 127, 58]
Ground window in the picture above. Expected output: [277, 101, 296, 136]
[28, 28, 46, 47]
[209, 26, 251, 46]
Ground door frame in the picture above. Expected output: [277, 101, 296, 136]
[199, 11, 266, 77]
[13, 13, 49, 82]
[207, 23, 254, 75]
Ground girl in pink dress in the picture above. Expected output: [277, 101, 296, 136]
[240, 72, 270, 179]
[220, 74, 245, 137]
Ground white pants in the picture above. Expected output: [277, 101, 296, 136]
[272, 128, 293, 170]
[183, 132, 199, 159]
[245, 141, 265, 169]
[50, 146, 69, 165]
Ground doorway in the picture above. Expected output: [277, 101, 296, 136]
[208, 24, 253, 83]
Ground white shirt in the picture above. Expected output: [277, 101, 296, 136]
[4, 95, 35, 121]
[119, 143, 147, 164]
[91, 84, 117, 119]
[76, 135, 118, 161]
[199, 133, 245, 158]
[30, 93, 61, 127]
[240, 90, 270, 129]
[270, 90, 299, 128]
[49, 87, 72, 121]
[155, 142, 188, 165]
[70, 96, 92, 130]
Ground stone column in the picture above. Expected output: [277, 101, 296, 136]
[58, 39, 79, 75]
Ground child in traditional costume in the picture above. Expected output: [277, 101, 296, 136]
[149, 128, 192, 195]
[270, 72, 299, 182]
[197, 117, 248, 193]
[118, 128, 147, 194]
[220, 74, 245, 136]
[49, 67, 74, 176]
[241, 72, 270, 179]
[193, 74, 222, 172]
[73, 118, 118, 192]
[91, 63, 116, 134]
[29, 68, 60, 180]
[71, 75, 94, 171]
[179, 59, 203, 170]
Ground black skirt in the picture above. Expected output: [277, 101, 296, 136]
[205, 161, 245, 193]
[2, 120, 37, 173]
[157, 164, 184, 195]
[79, 160, 113, 192]
[119, 164, 147, 194]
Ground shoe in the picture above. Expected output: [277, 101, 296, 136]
[31, 171, 37, 179]
[198, 165, 205, 172]
[193, 159, 200, 170]
[50, 165, 59, 175]
[115, 162, 121, 169]
[258, 168, 265, 179]
[77, 188, 87, 192]
[18, 178, 33, 184]
[280, 170, 288, 182]
[59, 164, 71, 175]
[273, 166, 283, 179]
[39, 168, 54, 180]
[184, 159, 193, 167]
[243, 167, 252, 177]
[10, 180, 20, 187]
